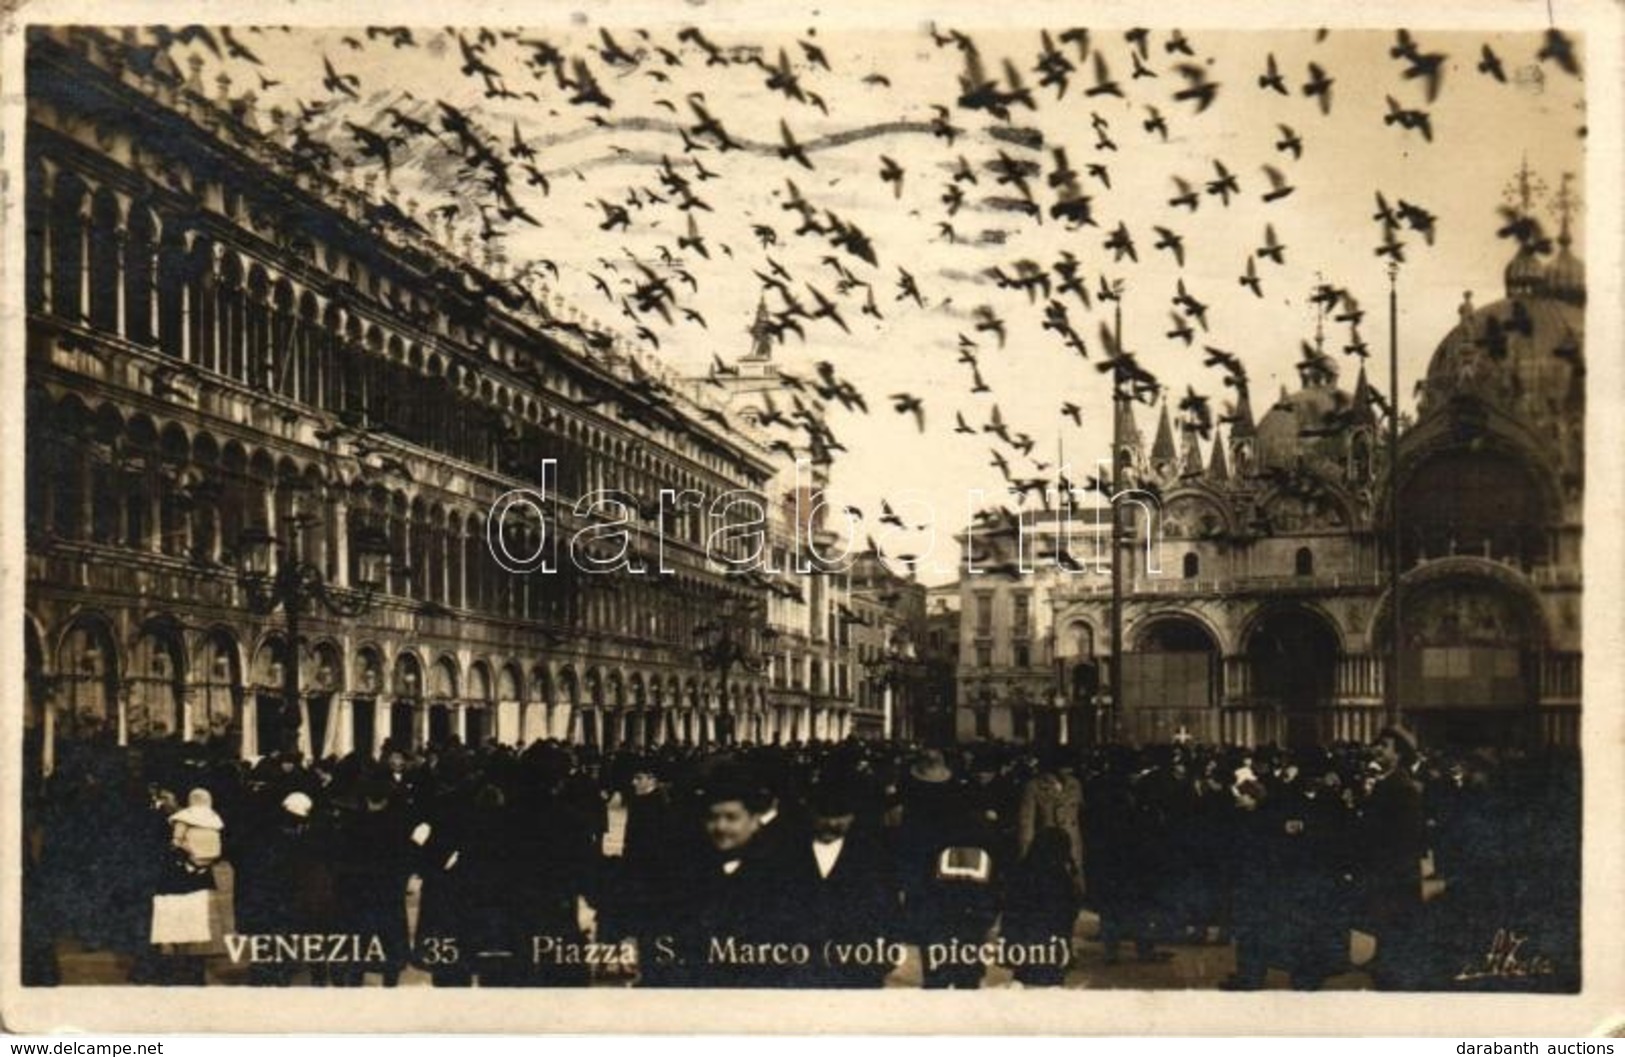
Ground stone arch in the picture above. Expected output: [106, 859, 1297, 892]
[126, 615, 188, 741]
[54, 612, 120, 742]
[1243, 603, 1343, 747]
[1159, 487, 1235, 540]
[193, 626, 243, 747]
[1120, 611, 1221, 743]
[429, 653, 460, 700]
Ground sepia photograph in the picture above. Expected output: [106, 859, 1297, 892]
[2, 0, 1621, 1036]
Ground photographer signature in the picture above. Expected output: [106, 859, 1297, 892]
[1453, 928, 1556, 981]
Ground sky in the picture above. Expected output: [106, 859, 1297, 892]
[155, 14, 1587, 585]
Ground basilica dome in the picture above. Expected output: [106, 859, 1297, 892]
[1254, 354, 1367, 471]
[1420, 243, 1584, 427]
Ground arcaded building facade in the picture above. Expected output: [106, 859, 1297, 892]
[22, 27, 839, 773]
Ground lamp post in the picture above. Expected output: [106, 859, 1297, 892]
[693, 592, 768, 746]
[237, 486, 395, 758]
[864, 632, 920, 742]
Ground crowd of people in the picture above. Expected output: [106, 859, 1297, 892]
[19, 728, 1579, 991]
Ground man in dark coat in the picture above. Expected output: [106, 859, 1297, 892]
[780, 777, 900, 988]
[648, 764, 795, 988]
[893, 750, 1001, 989]
[329, 776, 415, 986]
[604, 759, 684, 962]
[504, 743, 599, 987]
[1360, 727, 1427, 990]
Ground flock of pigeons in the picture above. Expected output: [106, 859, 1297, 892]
[151, 22, 1585, 571]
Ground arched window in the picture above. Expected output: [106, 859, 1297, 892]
[1294, 547, 1314, 577]
[88, 189, 121, 332]
[50, 172, 88, 320]
[1182, 552, 1199, 579]
[124, 205, 157, 346]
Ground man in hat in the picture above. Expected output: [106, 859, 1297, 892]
[782, 775, 900, 988]
[895, 749, 1001, 988]
[1360, 726, 1427, 990]
[651, 764, 794, 988]
[329, 775, 414, 986]
[605, 757, 683, 969]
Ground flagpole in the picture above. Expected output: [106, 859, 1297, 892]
[1386, 260, 1403, 733]
[1109, 294, 1125, 747]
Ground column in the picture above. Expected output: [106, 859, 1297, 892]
[116, 682, 130, 747]
[263, 487, 279, 570]
[498, 699, 521, 746]
[146, 469, 163, 553]
[241, 694, 259, 759]
[331, 696, 354, 758]
[41, 685, 57, 778]
[373, 698, 390, 758]
[179, 688, 196, 743]
[331, 498, 349, 587]
[520, 700, 544, 744]
[297, 698, 314, 760]
[454, 702, 468, 745]
[1058, 708, 1070, 746]
[456, 526, 468, 609]
[416, 702, 430, 750]
[78, 451, 95, 540]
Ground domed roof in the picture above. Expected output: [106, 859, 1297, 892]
[1423, 281, 1582, 423]
[1503, 246, 1547, 298]
[1255, 363, 1359, 470]
[1545, 246, 1585, 305]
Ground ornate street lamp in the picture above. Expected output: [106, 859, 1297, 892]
[238, 493, 396, 757]
[863, 632, 922, 741]
[693, 592, 768, 746]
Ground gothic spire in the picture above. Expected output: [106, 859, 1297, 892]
[1229, 386, 1256, 438]
[1180, 422, 1204, 477]
[1351, 364, 1378, 427]
[1151, 398, 1177, 465]
[1207, 426, 1230, 481]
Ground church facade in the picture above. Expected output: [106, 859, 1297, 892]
[960, 184, 1584, 750]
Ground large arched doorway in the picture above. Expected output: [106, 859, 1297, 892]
[1246, 607, 1340, 748]
[1398, 447, 1550, 569]
[1057, 619, 1100, 745]
[1388, 572, 1542, 748]
[1122, 615, 1219, 743]
[390, 653, 423, 751]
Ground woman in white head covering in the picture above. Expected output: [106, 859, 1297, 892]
[149, 787, 225, 983]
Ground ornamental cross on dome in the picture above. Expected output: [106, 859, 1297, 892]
[1551, 172, 1580, 242]
[1502, 155, 1548, 213]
